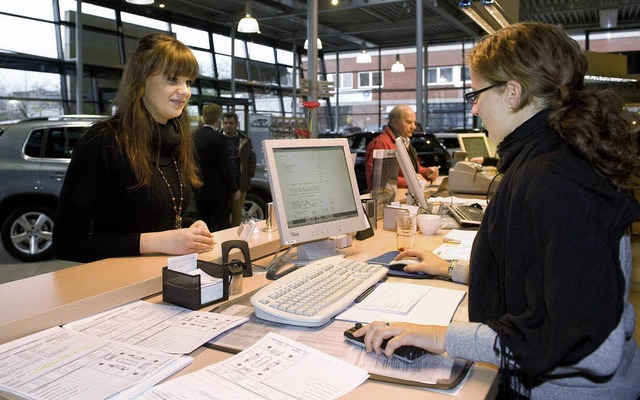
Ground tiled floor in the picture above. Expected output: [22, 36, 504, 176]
[1, 239, 639, 343]
[0, 248, 78, 284]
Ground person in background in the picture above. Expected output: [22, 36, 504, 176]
[356, 22, 640, 399]
[193, 104, 240, 232]
[222, 111, 256, 227]
[53, 33, 214, 263]
[364, 105, 439, 192]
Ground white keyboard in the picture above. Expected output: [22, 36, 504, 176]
[251, 256, 388, 327]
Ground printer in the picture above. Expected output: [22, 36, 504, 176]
[448, 161, 497, 194]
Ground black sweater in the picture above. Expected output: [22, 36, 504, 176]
[469, 109, 640, 379]
[53, 121, 193, 263]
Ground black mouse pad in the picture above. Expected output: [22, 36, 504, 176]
[367, 251, 433, 279]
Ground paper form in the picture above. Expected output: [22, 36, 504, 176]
[211, 304, 354, 359]
[429, 228, 477, 261]
[141, 332, 369, 400]
[63, 300, 249, 355]
[211, 305, 469, 388]
[355, 283, 427, 314]
[335, 283, 466, 326]
[0, 326, 191, 400]
[346, 344, 454, 383]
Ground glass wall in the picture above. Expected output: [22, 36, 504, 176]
[0, 2, 638, 135]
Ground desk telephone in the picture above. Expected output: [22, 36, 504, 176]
[447, 161, 496, 195]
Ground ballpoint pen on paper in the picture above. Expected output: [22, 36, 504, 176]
[355, 277, 387, 303]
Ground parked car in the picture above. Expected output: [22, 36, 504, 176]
[346, 130, 451, 194]
[0, 115, 272, 262]
[0, 115, 103, 262]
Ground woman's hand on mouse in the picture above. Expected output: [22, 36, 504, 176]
[395, 249, 449, 277]
[353, 321, 447, 357]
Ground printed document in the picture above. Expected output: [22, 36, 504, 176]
[141, 332, 369, 400]
[432, 229, 477, 262]
[0, 326, 191, 400]
[335, 282, 466, 326]
[211, 305, 469, 388]
[63, 300, 249, 354]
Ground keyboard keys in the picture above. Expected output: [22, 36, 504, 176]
[251, 256, 388, 327]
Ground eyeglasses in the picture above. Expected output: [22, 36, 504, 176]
[463, 83, 504, 105]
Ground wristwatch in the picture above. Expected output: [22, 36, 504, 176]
[447, 259, 457, 280]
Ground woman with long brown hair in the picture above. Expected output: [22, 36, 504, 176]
[54, 33, 214, 262]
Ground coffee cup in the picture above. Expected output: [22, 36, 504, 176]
[417, 214, 447, 235]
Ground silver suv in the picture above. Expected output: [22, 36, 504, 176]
[0, 115, 102, 262]
[0, 115, 272, 262]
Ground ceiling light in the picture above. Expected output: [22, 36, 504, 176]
[391, 54, 405, 73]
[459, 0, 496, 34]
[331, 0, 339, 5]
[237, 0, 260, 34]
[482, 0, 510, 28]
[238, 15, 260, 33]
[304, 38, 323, 50]
[126, 0, 154, 4]
[356, 49, 372, 64]
[599, 8, 618, 29]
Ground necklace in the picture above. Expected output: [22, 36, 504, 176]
[155, 159, 184, 229]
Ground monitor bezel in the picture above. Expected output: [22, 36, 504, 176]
[262, 138, 368, 247]
[457, 133, 494, 159]
[395, 137, 430, 211]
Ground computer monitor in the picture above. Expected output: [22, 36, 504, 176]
[457, 133, 494, 159]
[263, 138, 368, 265]
[395, 137, 430, 212]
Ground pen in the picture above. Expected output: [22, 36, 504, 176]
[442, 238, 461, 244]
[354, 277, 387, 303]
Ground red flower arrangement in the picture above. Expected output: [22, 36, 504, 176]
[295, 100, 321, 139]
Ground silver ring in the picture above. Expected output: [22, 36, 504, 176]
[385, 322, 390, 327]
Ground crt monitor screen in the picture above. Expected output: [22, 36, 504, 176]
[263, 138, 368, 247]
[457, 133, 492, 159]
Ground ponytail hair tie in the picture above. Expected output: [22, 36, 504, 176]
[558, 84, 571, 102]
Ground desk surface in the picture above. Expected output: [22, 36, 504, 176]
[0, 219, 497, 399]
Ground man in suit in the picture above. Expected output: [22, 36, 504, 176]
[193, 104, 240, 231]
[222, 111, 257, 227]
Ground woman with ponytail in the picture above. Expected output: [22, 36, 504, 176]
[355, 22, 640, 399]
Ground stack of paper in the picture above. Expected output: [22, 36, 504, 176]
[186, 268, 224, 304]
[168, 253, 223, 304]
[0, 301, 250, 400]
[0, 327, 192, 400]
[432, 229, 477, 262]
[336, 282, 466, 326]
[140, 332, 370, 400]
[63, 300, 249, 354]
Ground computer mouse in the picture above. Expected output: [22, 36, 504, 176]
[388, 257, 421, 271]
[467, 203, 483, 210]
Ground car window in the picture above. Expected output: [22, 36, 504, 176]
[412, 137, 441, 152]
[44, 126, 85, 159]
[24, 129, 44, 157]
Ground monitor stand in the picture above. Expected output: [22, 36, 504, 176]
[289, 239, 345, 266]
[264, 239, 346, 280]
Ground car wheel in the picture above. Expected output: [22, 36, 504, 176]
[244, 193, 267, 221]
[1, 206, 56, 262]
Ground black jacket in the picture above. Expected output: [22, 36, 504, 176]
[193, 125, 239, 200]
